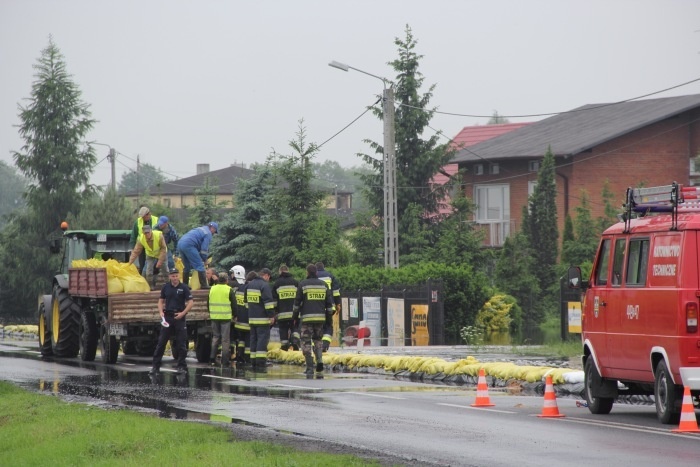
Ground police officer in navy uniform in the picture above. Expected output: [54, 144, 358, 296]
[150, 268, 194, 374]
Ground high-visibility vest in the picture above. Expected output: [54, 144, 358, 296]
[137, 215, 157, 236]
[138, 230, 163, 258]
[209, 284, 233, 320]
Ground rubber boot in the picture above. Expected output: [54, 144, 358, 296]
[304, 354, 314, 377]
[315, 346, 324, 374]
[198, 270, 210, 289]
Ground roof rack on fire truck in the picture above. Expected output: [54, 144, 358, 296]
[622, 181, 700, 232]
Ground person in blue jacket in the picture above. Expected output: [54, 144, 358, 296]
[155, 215, 179, 273]
[178, 222, 218, 289]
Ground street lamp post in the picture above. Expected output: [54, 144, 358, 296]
[329, 61, 399, 268]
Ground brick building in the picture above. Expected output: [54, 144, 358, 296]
[451, 94, 700, 246]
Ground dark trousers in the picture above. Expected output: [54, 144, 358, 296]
[278, 319, 294, 348]
[249, 325, 270, 365]
[153, 315, 187, 369]
[233, 327, 250, 363]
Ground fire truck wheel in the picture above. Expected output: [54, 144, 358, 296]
[654, 360, 682, 424]
[584, 357, 614, 414]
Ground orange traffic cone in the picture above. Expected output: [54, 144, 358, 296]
[471, 368, 495, 407]
[671, 386, 700, 433]
[537, 375, 565, 418]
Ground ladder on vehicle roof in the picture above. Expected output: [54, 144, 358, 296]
[623, 182, 700, 232]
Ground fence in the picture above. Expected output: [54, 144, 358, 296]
[337, 279, 444, 347]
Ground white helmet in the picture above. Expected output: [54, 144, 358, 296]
[230, 265, 246, 284]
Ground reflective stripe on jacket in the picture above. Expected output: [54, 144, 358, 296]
[293, 277, 334, 324]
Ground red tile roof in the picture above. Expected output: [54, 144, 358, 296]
[449, 122, 532, 150]
[431, 122, 532, 216]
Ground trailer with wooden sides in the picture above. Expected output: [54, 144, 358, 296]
[37, 228, 213, 364]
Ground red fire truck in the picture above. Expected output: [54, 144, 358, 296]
[569, 182, 700, 424]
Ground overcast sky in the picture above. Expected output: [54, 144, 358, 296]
[2, 0, 700, 188]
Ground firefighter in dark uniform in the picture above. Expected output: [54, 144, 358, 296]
[315, 262, 341, 352]
[150, 268, 193, 374]
[293, 264, 334, 377]
[271, 264, 298, 351]
[231, 266, 250, 366]
[246, 268, 276, 371]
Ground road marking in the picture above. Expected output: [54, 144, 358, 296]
[345, 391, 406, 400]
[202, 374, 246, 382]
[560, 416, 700, 439]
[270, 383, 315, 389]
[120, 362, 135, 366]
[437, 403, 517, 414]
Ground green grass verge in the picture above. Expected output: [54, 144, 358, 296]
[0, 381, 377, 466]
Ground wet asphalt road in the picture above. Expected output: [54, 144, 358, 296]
[1, 338, 699, 466]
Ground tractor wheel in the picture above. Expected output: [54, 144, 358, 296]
[38, 303, 53, 357]
[100, 324, 119, 364]
[79, 312, 98, 361]
[51, 288, 80, 358]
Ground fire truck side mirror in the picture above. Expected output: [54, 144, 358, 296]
[567, 266, 583, 289]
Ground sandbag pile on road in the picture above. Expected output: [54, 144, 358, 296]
[267, 343, 584, 395]
[0, 324, 38, 338]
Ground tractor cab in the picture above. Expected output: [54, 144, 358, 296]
[54, 230, 132, 274]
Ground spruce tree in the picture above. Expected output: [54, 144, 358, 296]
[358, 25, 455, 257]
[1, 38, 96, 319]
[526, 147, 558, 305]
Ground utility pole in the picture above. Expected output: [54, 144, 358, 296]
[383, 87, 399, 268]
[107, 148, 116, 191]
[136, 154, 141, 207]
[328, 60, 399, 268]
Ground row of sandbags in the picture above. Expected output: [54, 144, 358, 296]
[266, 344, 580, 385]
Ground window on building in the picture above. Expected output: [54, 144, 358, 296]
[489, 163, 499, 175]
[163, 198, 171, 208]
[474, 164, 484, 175]
[626, 238, 649, 286]
[528, 180, 537, 198]
[474, 184, 510, 222]
[528, 160, 541, 172]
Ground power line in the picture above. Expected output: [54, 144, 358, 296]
[396, 76, 700, 119]
[317, 97, 381, 149]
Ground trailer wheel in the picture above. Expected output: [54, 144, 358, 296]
[38, 303, 53, 357]
[195, 335, 211, 363]
[136, 340, 156, 356]
[100, 324, 119, 364]
[79, 312, 98, 361]
[585, 357, 614, 414]
[655, 360, 682, 424]
[51, 288, 80, 358]
[121, 340, 137, 355]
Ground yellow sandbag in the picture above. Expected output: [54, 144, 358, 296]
[120, 274, 150, 293]
[107, 276, 124, 294]
[174, 257, 185, 282]
[189, 270, 200, 290]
